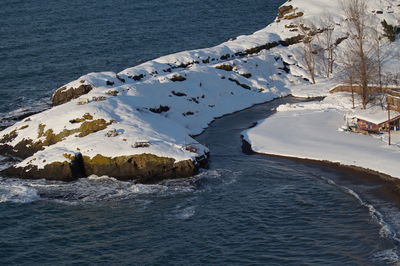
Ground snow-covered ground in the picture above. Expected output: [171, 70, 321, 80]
[1, 0, 400, 178]
[241, 0, 400, 178]
[243, 93, 400, 178]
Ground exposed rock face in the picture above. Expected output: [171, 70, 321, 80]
[1, 153, 201, 183]
[0, 119, 109, 159]
[83, 154, 197, 183]
[3, 161, 77, 182]
[278, 5, 294, 18]
[52, 84, 93, 106]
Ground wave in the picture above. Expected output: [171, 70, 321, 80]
[0, 100, 50, 130]
[171, 205, 196, 220]
[320, 175, 400, 242]
[319, 175, 400, 263]
[372, 248, 400, 264]
[0, 168, 237, 205]
[0, 181, 39, 203]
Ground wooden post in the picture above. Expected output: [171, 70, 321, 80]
[350, 77, 355, 109]
[387, 96, 391, 146]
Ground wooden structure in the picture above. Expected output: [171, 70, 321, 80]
[387, 92, 400, 144]
[133, 141, 150, 148]
[350, 102, 400, 134]
[330, 84, 400, 96]
[387, 91, 400, 112]
[355, 116, 400, 133]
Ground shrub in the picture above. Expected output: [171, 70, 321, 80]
[382, 20, 396, 42]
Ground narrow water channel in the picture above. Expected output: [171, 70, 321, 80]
[1, 97, 400, 264]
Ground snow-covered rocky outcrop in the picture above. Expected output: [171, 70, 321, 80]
[242, 0, 400, 178]
[1, 0, 400, 181]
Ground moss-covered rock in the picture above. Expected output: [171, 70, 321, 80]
[0, 119, 109, 159]
[0, 129, 18, 144]
[82, 153, 197, 183]
[2, 161, 77, 181]
[2, 152, 201, 183]
[78, 119, 108, 137]
[215, 65, 234, 71]
[52, 84, 93, 106]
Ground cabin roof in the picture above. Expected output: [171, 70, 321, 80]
[350, 106, 400, 125]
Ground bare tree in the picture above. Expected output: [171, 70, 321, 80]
[373, 29, 386, 108]
[341, 0, 375, 109]
[341, 50, 357, 108]
[298, 22, 317, 84]
[317, 15, 336, 77]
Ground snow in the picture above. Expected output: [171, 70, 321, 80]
[243, 93, 400, 178]
[1, 0, 400, 177]
[351, 106, 400, 125]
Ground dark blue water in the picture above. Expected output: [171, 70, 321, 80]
[1, 97, 400, 265]
[1, 0, 400, 265]
[0, 0, 282, 120]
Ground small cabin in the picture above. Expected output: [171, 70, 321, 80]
[350, 107, 400, 134]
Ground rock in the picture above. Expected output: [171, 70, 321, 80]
[2, 160, 77, 182]
[220, 54, 230, 60]
[278, 5, 294, 18]
[149, 105, 170, 113]
[240, 73, 252, 78]
[215, 64, 234, 71]
[0, 119, 110, 159]
[1, 152, 203, 183]
[116, 75, 125, 83]
[228, 78, 251, 90]
[105, 90, 118, 96]
[170, 75, 186, 82]
[130, 74, 145, 81]
[106, 129, 119, 137]
[52, 84, 93, 106]
[82, 154, 197, 183]
[171, 91, 187, 97]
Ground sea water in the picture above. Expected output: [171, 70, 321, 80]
[1, 0, 400, 264]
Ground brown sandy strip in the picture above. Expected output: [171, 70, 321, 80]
[242, 138, 400, 206]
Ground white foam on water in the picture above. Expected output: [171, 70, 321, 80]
[191, 168, 241, 192]
[0, 155, 20, 172]
[175, 206, 196, 220]
[0, 100, 50, 129]
[320, 176, 398, 239]
[319, 175, 400, 263]
[372, 248, 400, 264]
[0, 173, 198, 205]
[0, 182, 39, 203]
[0, 168, 239, 205]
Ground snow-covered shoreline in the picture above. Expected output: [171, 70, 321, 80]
[1, 0, 400, 181]
[242, 93, 400, 179]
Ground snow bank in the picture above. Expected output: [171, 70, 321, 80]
[1, 0, 400, 180]
[243, 94, 400, 178]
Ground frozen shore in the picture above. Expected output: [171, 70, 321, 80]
[1, 0, 399, 181]
[242, 93, 400, 179]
